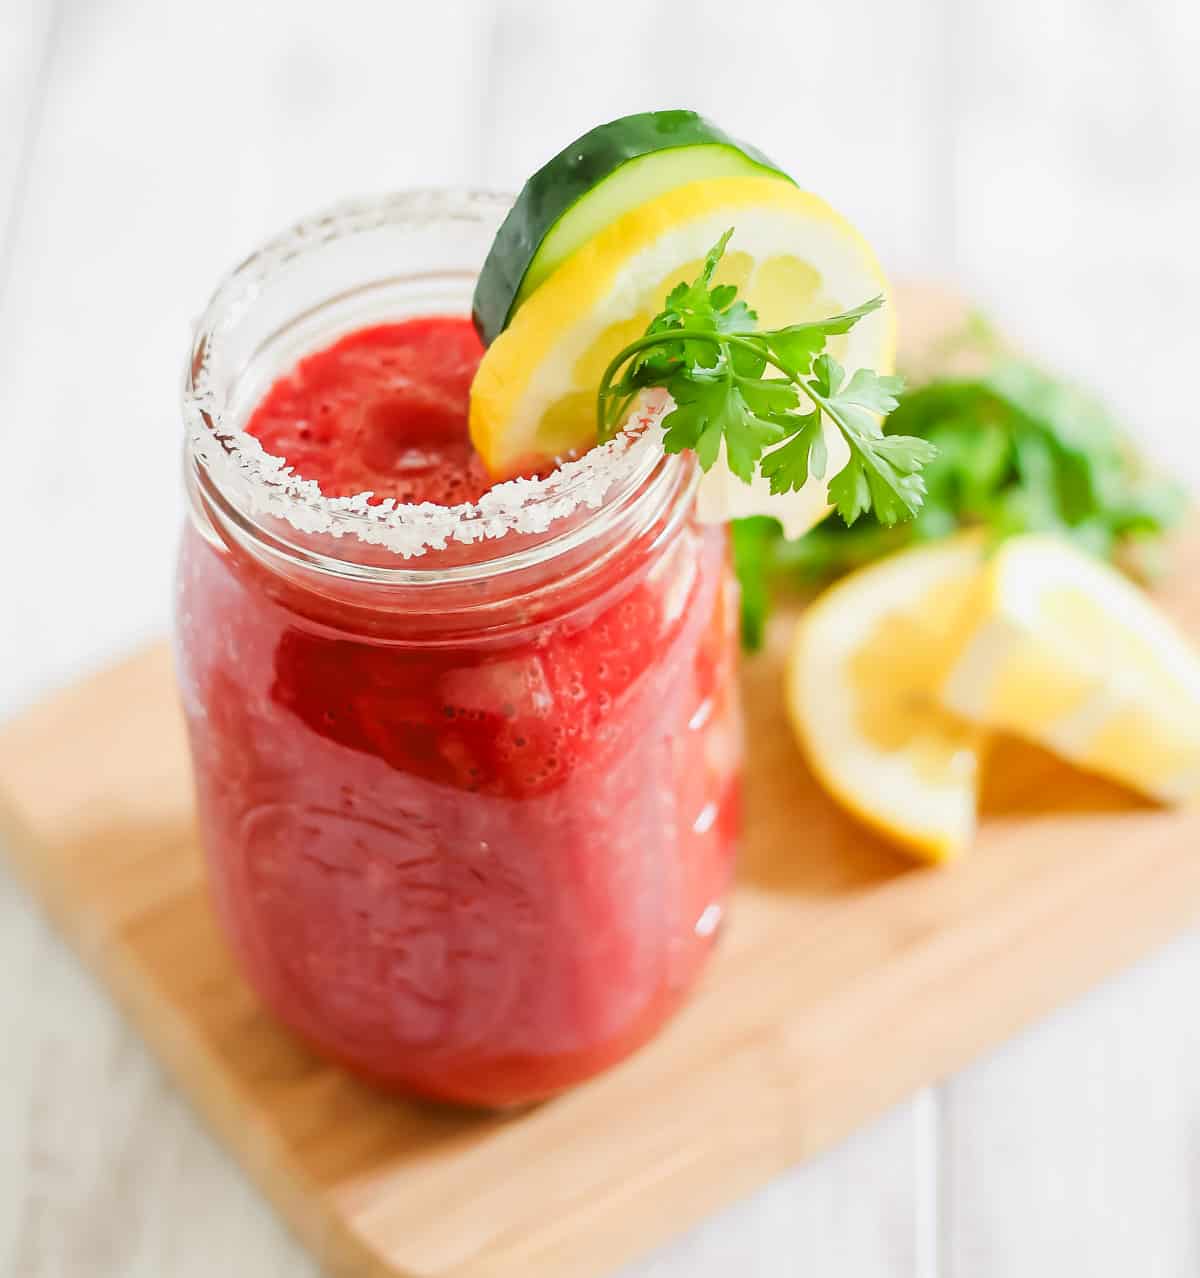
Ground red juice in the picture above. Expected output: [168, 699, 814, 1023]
[177, 315, 741, 1106]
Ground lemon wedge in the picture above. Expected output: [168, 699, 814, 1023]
[470, 174, 893, 538]
[941, 535, 1200, 803]
[786, 536, 986, 861]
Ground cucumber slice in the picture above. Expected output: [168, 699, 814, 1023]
[472, 110, 792, 344]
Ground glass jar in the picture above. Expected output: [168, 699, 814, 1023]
[176, 191, 742, 1107]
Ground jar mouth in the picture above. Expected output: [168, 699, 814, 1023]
[182, 188, 674, 576]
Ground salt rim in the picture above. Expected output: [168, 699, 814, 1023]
[182, 189, 671, 560]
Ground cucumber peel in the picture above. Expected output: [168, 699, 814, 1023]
[472, 110, 792, 344]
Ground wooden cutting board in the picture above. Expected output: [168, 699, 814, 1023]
[3, 287, 1200, 1278]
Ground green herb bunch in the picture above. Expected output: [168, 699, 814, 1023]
[733, 323, 1188, 647]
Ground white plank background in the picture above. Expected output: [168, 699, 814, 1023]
[1, 1, 1198, 1274]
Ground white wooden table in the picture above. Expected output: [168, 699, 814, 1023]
[2, 2, 1199, 1273]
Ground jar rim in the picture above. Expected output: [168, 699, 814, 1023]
[181, 188, 673, 576]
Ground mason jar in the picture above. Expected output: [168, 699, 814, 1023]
[176, 191, 742, 1106]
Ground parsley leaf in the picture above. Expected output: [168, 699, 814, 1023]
[758, 411, 824, 494]
[807, 359, 935, 525]
[596, 231, 931, 527]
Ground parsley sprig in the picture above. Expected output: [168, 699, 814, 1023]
[596, 230, 936, 526]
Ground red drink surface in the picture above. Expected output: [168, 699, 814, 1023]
[247, 318, 496, 505]
[178, 317, 741, 1105]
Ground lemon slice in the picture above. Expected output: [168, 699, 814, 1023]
[941, 535, 1200, 803]
[786, 537, 986, 861]
[470, 175, 893, 537]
